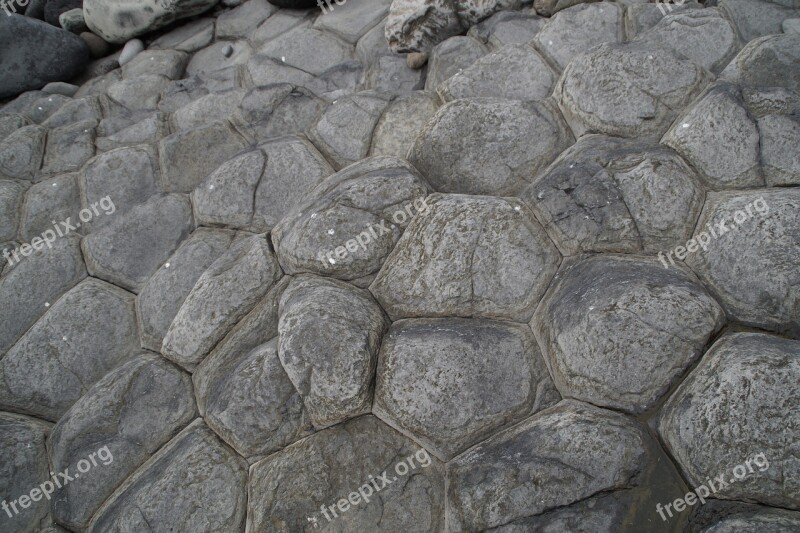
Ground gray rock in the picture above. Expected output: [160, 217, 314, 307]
[0, 113, 31, 142]
[192, 149, 266, 228]
[216, 0, 277, 40]
[271, 156, 432, 280]
[42, 95, 103, 129]
[357, 21, 427, 93]
[162, 234, 283, 370]
[0, 413, 52, 532]
[121, 49, 188, 80]
[251, 8, 313, 45]
[232, 85, 328, 142]
[532, 254, 725, 414]
[624, 1, 701, 40]
[149, 18, 215, 52]
[41, 82, 79, 97]
[87, 419, 248, 532]
[41, 119, 96, 176]
[688, 501, 800, 532]
[371, 195, 561, 321]
[0, 125, 46, 181]
[0, 235, 86, 355]
[81, 194, 194, 292]
[534, 0, 595, 17]
[720, 33, 800, 93]
[785, 17, 800, 33]
[370, 91, 440, 159]
[409, 98, 574, 195]
[0, 179, 25, 242]
[375, 317, 558, 461]
[659, 332, 800, 510]
[59, 8, 87, 34]
[759, 112, 800, 186]
[467, 9, 546, 49]
[533, 2, 623, 71]
[0, 15, 90, 99]
[425, 35, 488, 92]
[25, 93, 73, 124]
[278, 275, 388, 428]
[117, 39, 144, 67]
[259, 26, 355, 76]
[520, 135, 706, 255]
[684, 189, 800, 337]
[106, 74, 172, 111]
[158, 121, 248, 193]
[83, 0, 219, 43]
[719, 0, 800, 42]
[247, 415, 445, 532]
[313, 0, 391, 44]
[447, 400, 687, 532]
[437, 43, 557, 102]
[186, 40, 253, 76]
[171, 89, 247, 131]
[0, 277, 138, 421]
[136, 228, 235, 352]
[96, 114, 170, 151]
[79, 31, 111, 59]
[48, 354, 196, 530]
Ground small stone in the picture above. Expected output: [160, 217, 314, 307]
[118, 39, 145, 66]
[785, 18, 800, 34]
[79, 32, 111, 59]
[406, 51, 428, 69]
[41, 81, 79, 97]
[222, 43, 234, 58]
[59, 8, 88, 34]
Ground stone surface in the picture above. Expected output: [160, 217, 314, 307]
[687, 501, 800, 532]
[720, 0, 800, 42]
[232, 85, 328, 142]
[0, 125, 47, 181]
[370, 91, 440, 159]
[41, 119, 96, 176]
[533, 254, 725, 414]
[467, 9, 545, 49]
[425, 35, 488, 92]
[0, 179, 25, 243]
[759, 112, 800, 186]
[720, 33, 800, 94]
[313, 0, 391, 44]
[216, 0, 277, 40]
[278, 275, 388, 428]
[83, 0, 219, 43]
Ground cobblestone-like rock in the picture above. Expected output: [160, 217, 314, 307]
[720, 33, 800, 93]
[720, 0, 800, 43]
[0, 124, 46, 181]
[0, 179, 25, 243]
[467, 9, 545, 49]
[370, 91, 440, 159]
[425, 36, 488, 92]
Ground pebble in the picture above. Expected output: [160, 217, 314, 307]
[41, 82, 79, 97]
[80, 32, 111, 59]
[118, 39, 145, 66]
[406, 52, 429, 70]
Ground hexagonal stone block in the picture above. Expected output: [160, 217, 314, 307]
[719, 0, 800, 43]
[248, 415, 445, 532]
[121, 49, 189, 80]
[192, 149, 266, 228]
[0, 113, 31, 142]
[759, 112, 800, 186]
[520, 135, 705, 255]
[106, 75, 173, 111]
[424, 36, 488, 92]
[0, 412, 52, 532]
[720, 33, 800, 93]
[685, 188, 800, 337]
[375, 318, 559, 461]
[370, 92, 440, 159]
[278, 275, 388, 428]
[171, 89, 247, 132]
[259, 27, 356, 76]
[447, 400, 687, 532]
[659, 332, 800, 510]
[87, 419, 248, 532]
[688, 500, 800, 532]
[231, 85, 328, 143]
[271, 156, 432, 281]
[313, 0, 391, 44]
[533, 255, 725, 414]
[150, 18, 214, 52]
[216, 0, 277, 40]
[555, 42, 713, 139]
[48, 354, 197, 530]
[371, 195, 561, 321]
[409, 98, 574, 195]
[0, 179, 25, 242]
[40, 120, 96, 177]
[186, 40, 253, 76]
[0, 125, 46, 181]
[467, 10, 546, 50]
[81, 194, 194, 293]
[43, 96, 104, 129]
[162, 234, 283, 370]
[19, 173, 81, 242]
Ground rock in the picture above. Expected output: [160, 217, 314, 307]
[81, 194, 194, 292]
[684, 189, 800, 337]
[720, 34, 800, 94]
[222, 43, 234, 57]
[370, 91, 440, 159]
[785, 18, 800, 33]
[0, 15, 90, 100]
[555, 42, 713, 139]
[41, 81, 79, 96]
[0, 413, 52, 532]
[687, 500, 800, 532]
[719, 0, 800, 42]
[48, 354, 196, 530]
[149, 17, 214, 53]
[520, 135, 705, 255]
[267, 0, 317, 7]
[448, 399, 687, 532]
[216, 0, 277, 40]
[251, 8, 313, 45]
[0, 235, 86, 355]
[534, 0, 593, 17]
[25, 0, 47, 19]
[59, 7, 87, 34]
[375, 317, 558, 460]
[271, 156, 432, 281]
[371, 195, 561, 321]
[533, 2, 623, 71]
[43, 95, 103, 128]
[0, 124, 46, 180]
[406, 51, 428, 68]
[278, 275, 388, 428]
[259, 27, 356, 76]
[83, 0, 219, 43]
[0, 180, 25, 243]
[624, 1, 700, 40]
[409, 98, 574, 195]
[192, 149, 266, 228]
[759, 112, 800, 186]
[425, 35, 488, 92]
[41, 119, 96, 176]
[121, 49, 188, 80]
[467, 9, 546, 49]
[162, 234, 283, 370]
[659, 332, 800, 510]
[533, 254, 725, 413]
[106, 74, 172, 110]
[231, 84, 328, 144]
[44, 0, 82, 27]
[117, 38, 143, 66]
[0, 113, 31, 142]
[357, 21, 426, 93]
[136, 228, 235, 351]
[79, 31, 109, 58]
[0, 278, 139, 421]
[247, 415, 445, 532]
[313, 0, 392, 44]
[171, 89, 247, 131]
[87, 419, 248, 532]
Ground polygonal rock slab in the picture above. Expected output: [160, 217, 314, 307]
[659, 332, 800, 510]
[106, 75, 172, 111]
[520, 135, 706, 255]
[719, 0, 800, 43]
[19, 173, 80, 242]
[81, 194, 194, 293]
[371, 194, 561, 321]
[409, 98, 574, 195]
[151, 18, 214, 52]
[447, 400, 687, 532]
[48, 354, 197, 530]
[87, 419, 248, 532]
[313, 0, 391, 44]
[555, 42, 713, 139]
[685, 188, 800, 337]
[0, 278, 139, 421]
[358, 21, 426, 94]
[532, 255, 725, 414]
[0, 113, 31, 142]
[0, 125, 46, 181]
[162, 234, 282, 370]
[231, 85, 328, 143]
[370, 91, 440, 159]
[467, 10, 546, 50]
[170, 89, 247, 131]
[121, 50, 189, 80]
[375, 317, 559, 461]
[0, 179, 25, 242]
[759, 112, 800, 186]
[40, 120, 96, 177]
[688, 500, 800, 532]
[278, 275, 388, 428]
[0, 413, 52, 532]
[247, 415, 445, 532]
[259, 27, 356, 76]
[187, 40, 253, 76]
[271, 156, 432, 281]
[424, 35, 488, 92]
[720, 33, 800, 93]
[215, 0, 277, 40]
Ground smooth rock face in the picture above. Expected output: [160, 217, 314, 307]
[659, 333, 800, 510]
[533, 255, 725, 414]
[0, 125, 47, 181]
[48, 354, 196, 530]
[0, 15, 90, 99]
[375, 318, 559, 461]
[83, 0, 220, 43]
[447, 400, 687, 532]
[720, 33, 800, 93]
[278, 275, 388, 428]
[685, 189, 800, 338]
[370, 92, 440, 159]
[87, 419, 248, 532]
[520, 135, 705, 255]
[425, 36, 488, 92]
[409, 98, 574, 196]
[0, 278, 139, 421]
[371, 195, 561, 321]
[467, 9, 546, 49]
[247, 415, 445, 532]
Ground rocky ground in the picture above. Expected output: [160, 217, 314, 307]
[0, 0, 799, 531]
